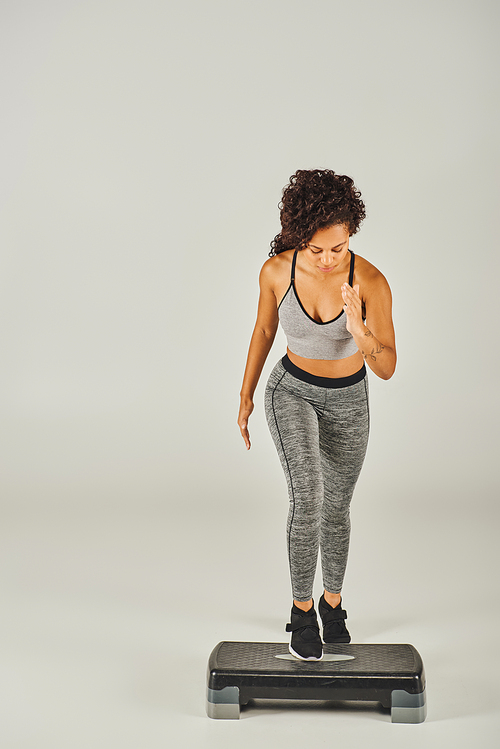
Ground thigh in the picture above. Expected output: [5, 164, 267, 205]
[265, 375, 323, 491]
[318, 379, 370, 481]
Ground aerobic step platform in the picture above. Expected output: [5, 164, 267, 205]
[207, 641, 426, 723]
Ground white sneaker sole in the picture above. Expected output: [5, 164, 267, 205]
[289, 642, 323, 662]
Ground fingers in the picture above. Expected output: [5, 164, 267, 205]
[341, 282, 360, 301]
[341, 282, 364, 335]
[239, 421, 251, 450]
[237, 416, 252, 450]
[238, 399, 254, 450]
[342, 283, 362, 310]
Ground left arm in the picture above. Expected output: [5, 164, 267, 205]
[341, 274, 396, 380]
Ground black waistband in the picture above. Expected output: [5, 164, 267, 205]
[281, 354, 366, 388]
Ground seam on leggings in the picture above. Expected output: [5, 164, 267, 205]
[364, 377, 370, 432]
[320, 388, 327, 418]
[270, 370, 296, 589]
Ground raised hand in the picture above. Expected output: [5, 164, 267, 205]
[341, 283, 364, 336]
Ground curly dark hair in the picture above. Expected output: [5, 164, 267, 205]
[269, 169, 366, 256]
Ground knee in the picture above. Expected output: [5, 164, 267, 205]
[322, 498, 351, 526]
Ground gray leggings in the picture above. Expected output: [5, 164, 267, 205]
[264, 356, 369, 602]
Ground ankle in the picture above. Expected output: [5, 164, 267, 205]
[323, 591, 341, 608]
[293, 599, 313, 612]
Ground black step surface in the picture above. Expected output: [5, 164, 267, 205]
[208, 641, 425, 705]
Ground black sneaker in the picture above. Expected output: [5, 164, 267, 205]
[285, 602, 323, 661]
[318, 594, 351, 643]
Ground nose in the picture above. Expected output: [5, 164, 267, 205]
[321, 254, 332, 265]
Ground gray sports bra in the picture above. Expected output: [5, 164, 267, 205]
[278, 249, 359, 361]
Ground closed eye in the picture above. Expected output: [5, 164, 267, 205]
[310, 247, 344, 254]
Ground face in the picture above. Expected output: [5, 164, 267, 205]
[302, 224, 350, 274]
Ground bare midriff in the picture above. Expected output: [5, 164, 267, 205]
[286, 348, 364, 378]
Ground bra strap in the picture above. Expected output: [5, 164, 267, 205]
[291, 249, 298, 282]
[348, 251, 355, 286]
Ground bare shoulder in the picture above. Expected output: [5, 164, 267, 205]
[353, 253, 392, 300]
[260, 250, 294, 290]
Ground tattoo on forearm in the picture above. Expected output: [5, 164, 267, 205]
[361, 328, 385, 361]
[360, 327, 385, 361]
[361, 334, 385, 361]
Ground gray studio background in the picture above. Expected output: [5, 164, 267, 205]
[0, 1, 498, 747]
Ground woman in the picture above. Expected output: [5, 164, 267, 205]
[238, 169, 396, 661]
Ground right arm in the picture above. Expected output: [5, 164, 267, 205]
[238, 259, 280, 450]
